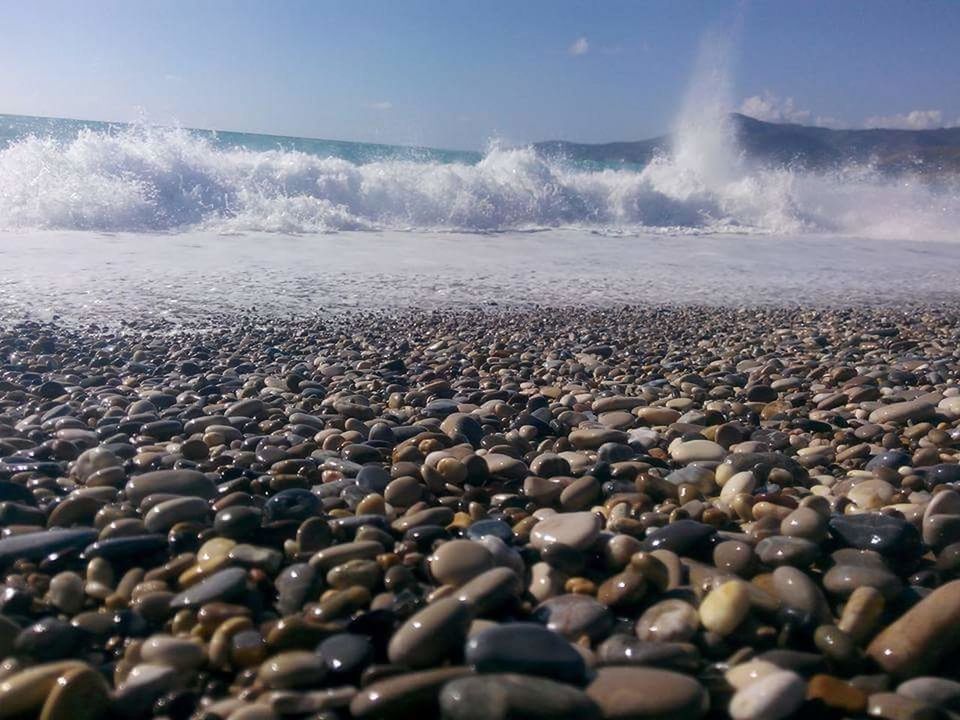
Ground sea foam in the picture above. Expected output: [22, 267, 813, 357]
[0, 118, 957, 239]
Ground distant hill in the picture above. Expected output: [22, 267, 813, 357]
[535, 114, 960, 175]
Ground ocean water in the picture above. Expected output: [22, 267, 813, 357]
[1, 112, 959, 239]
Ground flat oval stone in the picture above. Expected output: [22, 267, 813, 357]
[636, 599, 700, 643]
[82, 534, 168, 560]
[455, 567, 523, 614]
[640, 519, 716, 555]
[530, 512, 602, 552]
[465, 622, 587, 684]
[428, 540, 494, 586]
[867, 579, 960, 678]
[350, 667, 471, 719]
[868, 400, 935, 424]
[596, 636, 700, 672]
[756, 536, 820, 568]
[533, 594, 613, 641]
[263, 489, 321, 524]
[729, 669, 806, 720]
[143, 496, 209, 533]
[140, 634, 206, 670]
[823, 564, 902, 600]
[586, 666, 709, 720]
[170, 567, 248, 609]
[569, 428, 629, 450]
[829, 514, 921, 559]
[38, 665, 110, 720]
[316, 633, 373, 680]
[670, 439, 727, 464]
[258, 651, 327, 689]
[124, 470, 216, 505]
[387, 597, 472, 669]
[465, 519, 513, 544]
[0, 661, 87, 717]
[897, 677, 960, 711]
[0, 528, 97, 567]
[772, 566, 832, 624]
[440, 673, 601, 720]
[699, 580, 751, 636]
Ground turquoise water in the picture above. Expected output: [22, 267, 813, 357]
[0, 113, 479, 165]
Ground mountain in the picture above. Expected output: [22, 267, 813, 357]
[534, 114, 960, 175]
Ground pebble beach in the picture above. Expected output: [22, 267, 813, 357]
[1, 303, 960, 719]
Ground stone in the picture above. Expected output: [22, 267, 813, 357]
[439, 673, 601, 720]
[465, 622, 587, 684]
[0, 528, 98, 567]
[0, 661, 87, 718]
[316, 633, 373, 681]
[170, 567, 248, 608]
[729, 670, 806, 720]
[639, 519, 716, 554]
[699, 580, 751, 636]
[533, 594, 613, 641]
[455, 567, 523, 614]
[38, 665, 111, 720]
[586, 666, 709, 720]
[866, 579, 960, 677]
[897, 677, 960, 711]
[350, 667, 471, 718]
[636, 599, 699, 643]
[387, 597, 473, 668]
[670, 439, 727, 463]
[868, 400, 935, 424]
[772, 566, 832, 625]
[140, 634, 206, 670]
[428, 540, 495, 586]
[805, 674, 867, 714]
[124, 469, 216, 505]
[258, 651, 327, 689]
[829, 514, 922, 559]
[529, 512, 602, 552]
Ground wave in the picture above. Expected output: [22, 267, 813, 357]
[0, 123, 958, 239]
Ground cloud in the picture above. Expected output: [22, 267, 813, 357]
[863, 109, 944, 130]
[568, 36, 589, 56]
[163, 73, 182, 82]
[739, 92, 812, 124]
[368, 101, 393, 111]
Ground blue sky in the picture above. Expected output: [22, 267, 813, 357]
[1, 0, 958, 150]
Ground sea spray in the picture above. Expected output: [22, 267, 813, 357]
[0, 115, 957, 239]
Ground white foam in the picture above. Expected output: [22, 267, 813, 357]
[0, 120, 957, 240]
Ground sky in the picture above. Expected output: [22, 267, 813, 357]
[1, 0, 959, 150]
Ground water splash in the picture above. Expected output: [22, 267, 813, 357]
[0, 112, 957, 239]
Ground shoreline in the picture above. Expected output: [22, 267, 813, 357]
[2, 230, 960, 322]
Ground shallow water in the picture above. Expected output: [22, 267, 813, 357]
[1, 230, 958, 322]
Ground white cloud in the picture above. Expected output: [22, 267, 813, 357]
[368, 101, 393, 111]
[863, 109, 944, 130]
[739, 92, 811, 124]
[569, 36, 589, 56]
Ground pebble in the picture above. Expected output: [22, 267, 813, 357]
[529, 512, 602, 551]
[428, 539, 494, 586]
[465, 622, 587, 684]
[729, 670, 806, 720]
[439, 673, 601, 720]
[0, 308, 957, 720]
[867, 579, 960, 678]
[387, 597, 473, 668]
[699, 580, 751, 636]
[586, 666, 709, 720]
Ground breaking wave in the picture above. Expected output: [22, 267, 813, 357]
[0, 121, 957, 239]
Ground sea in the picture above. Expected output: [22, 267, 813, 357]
[1, 111, 959, 321]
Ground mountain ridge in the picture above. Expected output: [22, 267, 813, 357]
[534, 113, 960, 175]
